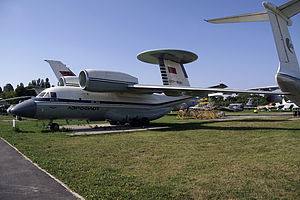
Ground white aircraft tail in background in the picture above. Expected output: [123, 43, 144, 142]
[45, 60, 79, 87]
[206, 0, 300, 106]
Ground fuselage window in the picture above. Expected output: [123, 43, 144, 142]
[50, 92, 57, 98]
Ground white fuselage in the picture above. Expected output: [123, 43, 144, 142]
[27, 86, 192, 122]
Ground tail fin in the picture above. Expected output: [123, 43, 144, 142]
[45, 60, 76, 81]
[206, 0, 300, 88]
[159, 58, 190, 86]
[262, 1, 300, 77]
[137, 49, 198, 86]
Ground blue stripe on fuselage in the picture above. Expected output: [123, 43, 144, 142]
[32, 97, 191, 106]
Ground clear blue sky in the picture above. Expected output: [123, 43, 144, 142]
[1, 0, 299, 90]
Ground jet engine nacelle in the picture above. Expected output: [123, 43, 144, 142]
[58, 76, 79, 87]
[265, 95, 282, 103]
[79, 69, 138, 92]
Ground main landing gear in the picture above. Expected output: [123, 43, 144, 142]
[129, 118, 150, 127]
[293, 110, 300, 117]
[49, 121, 60, 132]
[109, 118, 150, 127]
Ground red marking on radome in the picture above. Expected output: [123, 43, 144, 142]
[168, 67, 177, 74]
[60, 71, 75, 76]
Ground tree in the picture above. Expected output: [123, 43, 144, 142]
[31, 80, 37, 86]
[15, 83, 27, 97]
[40, 79, 45, 88]
[0, 87, 2, 93]
[3, 83, 14, 93]
[45, 78, 51, 88]
[37, 78, 41, 87]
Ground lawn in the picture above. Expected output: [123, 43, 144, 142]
[0, 113, 299, 199]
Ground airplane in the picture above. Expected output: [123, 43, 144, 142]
[243, 98, 256, 110]
[275, 98, 299, 111]
[206, 0, 300, 109]
[9, 0, 298, 131]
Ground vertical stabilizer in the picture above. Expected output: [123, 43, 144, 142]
[137, 49, 198, 86]
[263, 2, 300, 78]
[45, 60, 76, 81]
[158, 58, 190, 86]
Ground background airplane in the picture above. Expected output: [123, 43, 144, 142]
[206, 0, 300, 112]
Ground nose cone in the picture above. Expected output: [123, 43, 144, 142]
[10, 99, 37, 118]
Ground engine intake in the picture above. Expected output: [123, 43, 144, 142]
[79, 69, 138, 92]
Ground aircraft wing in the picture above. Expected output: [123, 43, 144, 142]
[247, 85, 280, 91]
[0, 96, 32, 103]
[128, 84, 290, 96]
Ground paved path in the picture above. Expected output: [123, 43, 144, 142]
[0, 138, 83, 200]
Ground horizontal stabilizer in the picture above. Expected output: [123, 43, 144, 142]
[279, 0, 300, 18]
[206, 0, 300, 24]
[209, 83, 228, 89]
[205, 11, 269, 24]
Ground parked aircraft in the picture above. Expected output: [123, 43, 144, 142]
[9, 0, 298, 131]
[276, 98, 299, 110]
[8, 50, 285, 130]
[206, 0, 300, 110]
[216, 103, 244, 112]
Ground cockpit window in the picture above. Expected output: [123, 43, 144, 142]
[44, 92, 50, 98]
[37, 92, 46, 97]
[50, 92, 57, 98]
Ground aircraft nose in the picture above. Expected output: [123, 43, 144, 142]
[10, 99, 37, 118]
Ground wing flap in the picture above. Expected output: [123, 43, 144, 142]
[128, 84, 290, 96]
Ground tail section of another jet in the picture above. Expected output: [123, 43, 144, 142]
[262, 1, 300, 79]
[206, 0, 300, 103]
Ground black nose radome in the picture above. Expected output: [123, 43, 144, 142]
[10, 99, 37, 118]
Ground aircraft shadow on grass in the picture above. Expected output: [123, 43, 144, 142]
[152, 118, 300, 132]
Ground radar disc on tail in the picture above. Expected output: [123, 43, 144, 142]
[137, 49, 198, 87]
[137, 49, 198, 64]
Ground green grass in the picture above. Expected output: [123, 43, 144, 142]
[0, 114, 300, 199]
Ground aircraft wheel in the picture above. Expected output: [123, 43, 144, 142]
[293, 111, 297, 116]
[141, 118, 149, 126]
[109, 121, 118, 125]
[50, 123, 59, 132]
[129, 120, 140, 127]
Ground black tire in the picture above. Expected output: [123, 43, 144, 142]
[50, 123, 59, 132]
[141, 118, 149, 126]
[293, 111, 297, 116]
[129, 120, 140, 127]
[109, 121, 118, 125]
